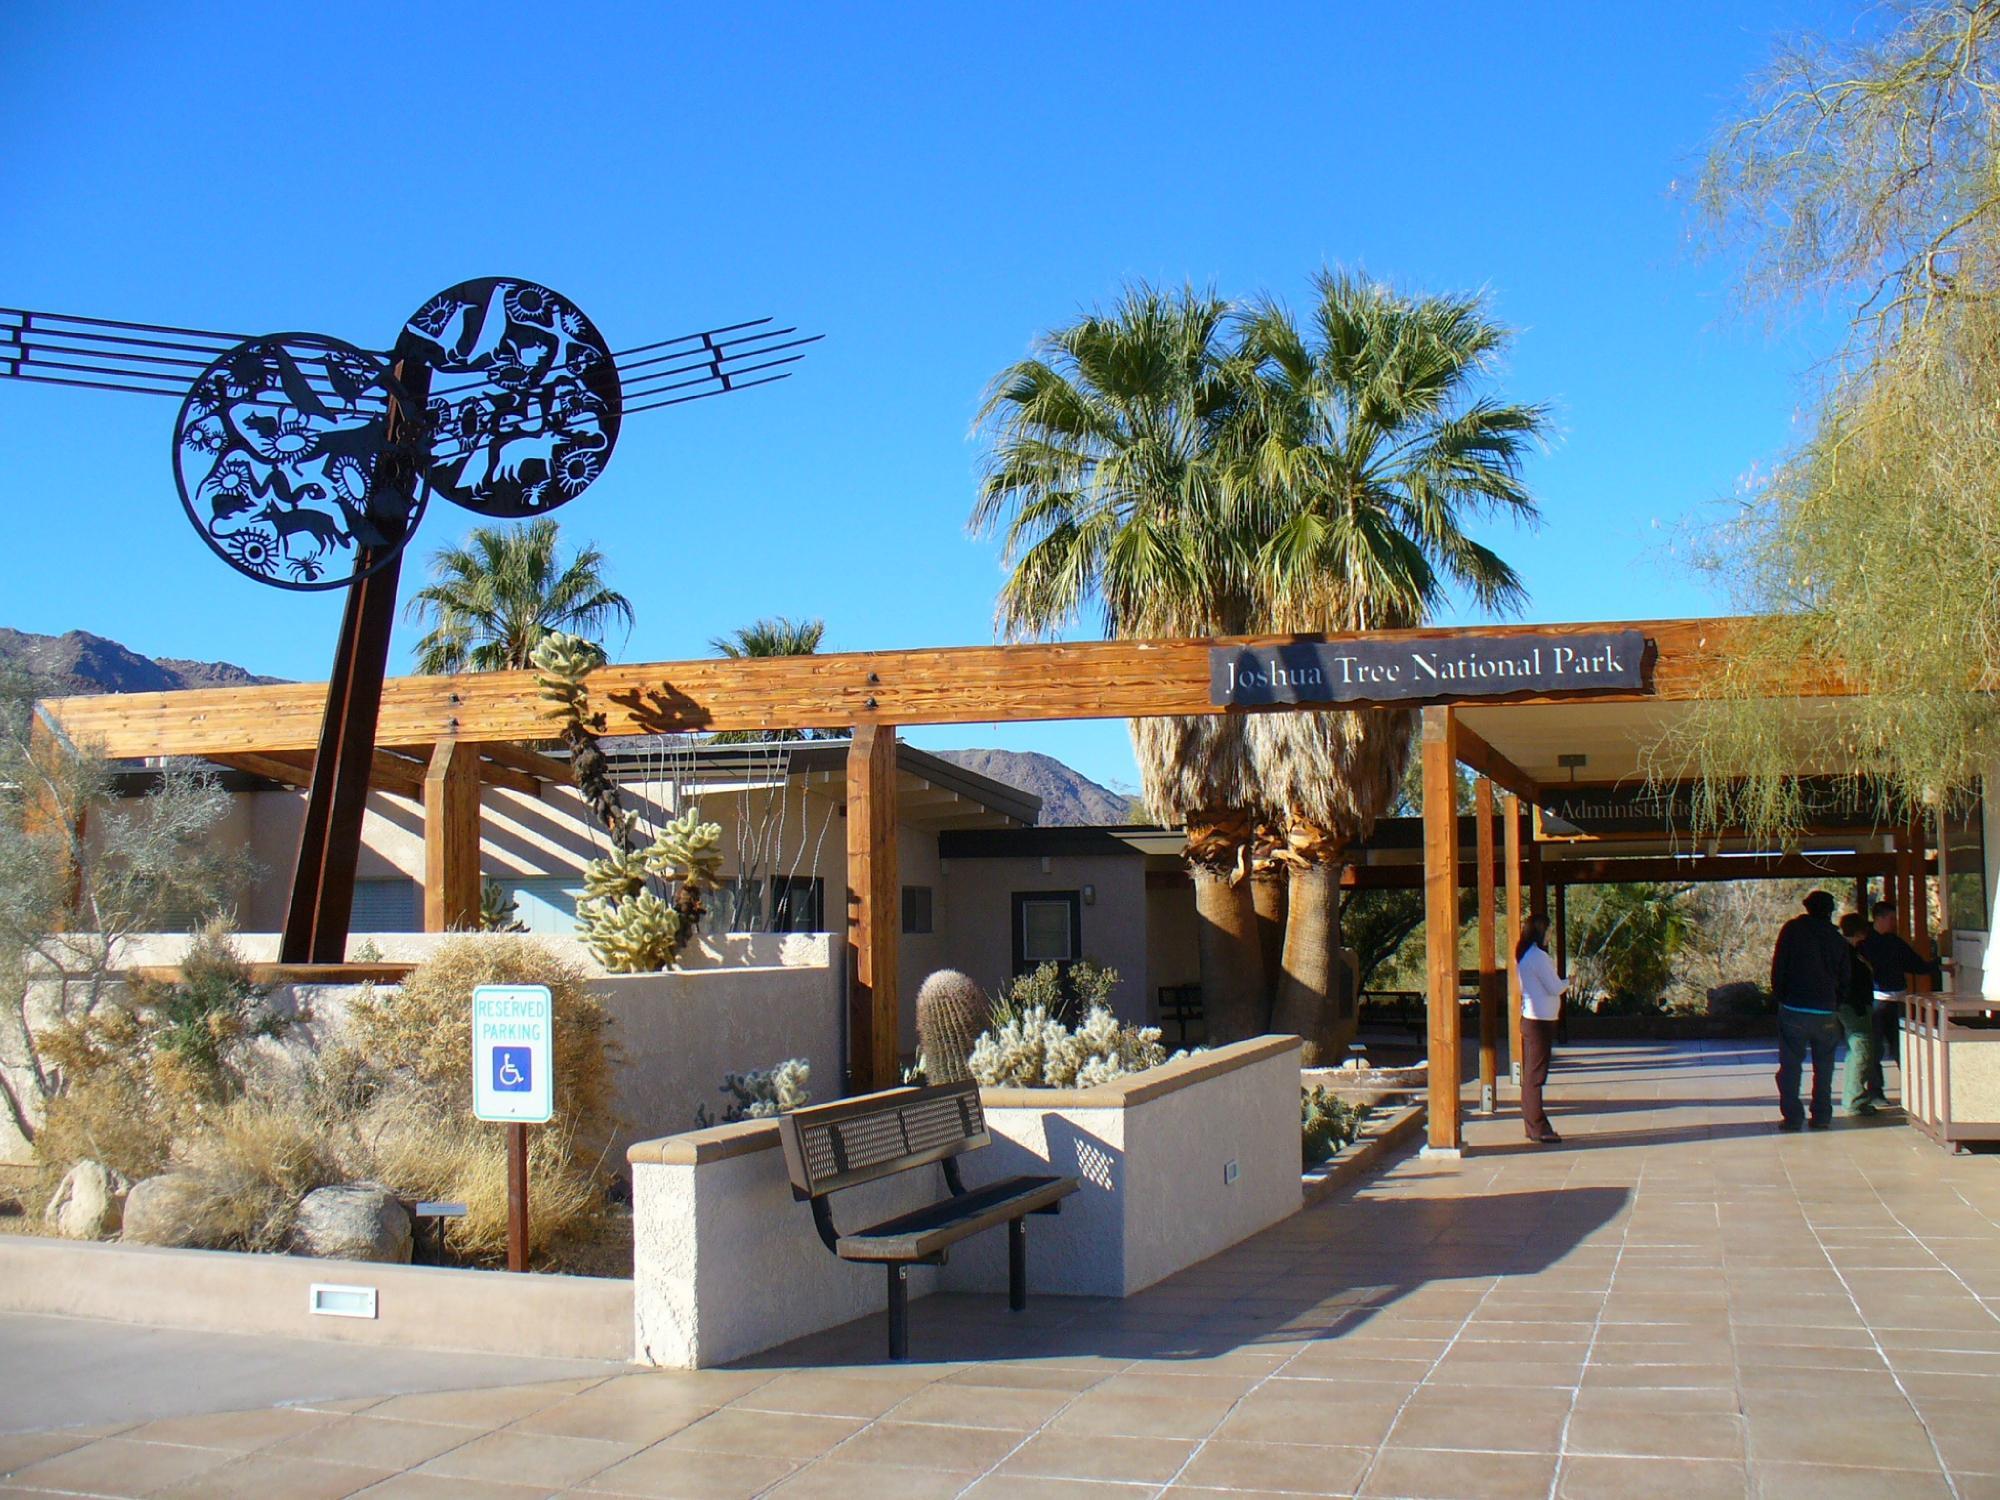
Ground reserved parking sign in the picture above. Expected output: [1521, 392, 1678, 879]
[471, 985, 554, 1124]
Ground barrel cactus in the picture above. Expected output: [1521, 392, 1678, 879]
[916, 969, 990, 1085]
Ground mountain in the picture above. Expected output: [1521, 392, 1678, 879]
[0, 628, 285, 696]
[930, 748, 1138, 827]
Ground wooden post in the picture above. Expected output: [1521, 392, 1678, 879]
[1421, 707, 1462, 1154]
[1910, 816, 1934, 991]
[506, 1121, 529, 1273]
[1503, 793, 1525, 1088]
[1854, 872, 1870, 916]
[1934, 804, 1953, 990]
[1475, 778, 1500, 1114]
[846, 724, 900, 1093]
[423, 740, 481, 932]
[1554, 883, 1569, 975]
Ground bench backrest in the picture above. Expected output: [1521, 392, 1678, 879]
[777, 1079, 988, 1202]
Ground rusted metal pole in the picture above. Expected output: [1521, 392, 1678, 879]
[507, 1122, 529, 1273]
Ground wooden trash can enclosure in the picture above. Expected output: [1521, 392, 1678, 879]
[1903, 995, 2000, 1151]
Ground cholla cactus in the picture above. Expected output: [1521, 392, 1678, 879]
[577, 888, 682, 973]
[529, 631, 607, 719]
[968, 1002, 1166, 1089]
[644, 808, 724, 888]
[479, 878, 526, 933]
[529, 630, 630, 850]
[581, 846, 648, 905]
[696, 1057, 812, 1125]
[916, 970, 990, 1085]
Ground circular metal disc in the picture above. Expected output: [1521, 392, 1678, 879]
[173, 333, 426, 592]
[396, 278, 621, 519]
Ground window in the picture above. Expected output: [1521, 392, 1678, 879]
[711, 878, 765, 933]
[499, 877, 584, 936]
[350, 877, 420, 933]
[1011, 891, 1081, 974]
[771, 876, 825, 934]
[1947, 797, 1989, 932]
[902, 885, 934, 935]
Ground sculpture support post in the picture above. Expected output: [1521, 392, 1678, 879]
[279, 361, 431, 964]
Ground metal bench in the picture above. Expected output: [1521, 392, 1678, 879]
[777, 1079, 1079, 1359]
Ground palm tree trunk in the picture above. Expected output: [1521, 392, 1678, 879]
[1250, 863, 1288, 1020]
[1186, 809, 1265, 1043]
[1269, 822, 1357, 1066]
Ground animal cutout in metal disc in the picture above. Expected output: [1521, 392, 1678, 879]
[173, 333, 427, 591]
[396, 277, 621, 519]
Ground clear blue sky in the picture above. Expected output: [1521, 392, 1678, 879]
[0, 3, 1852, 791]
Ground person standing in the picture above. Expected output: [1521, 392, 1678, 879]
[1515, 914, 1566, 1145]
[1859, 899, 1951, 1105]
[1770, 890, 1848, 1130]
[1838, 913, 1881, 1116]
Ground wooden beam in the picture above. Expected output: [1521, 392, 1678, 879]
[423, 741, 482, 933]
[846, 725, 900, 1094]
[1503, 792, 1525, 1089]
[472, 757, 542, 797]
[472, 740, 571, 785]
[210, 748, 425, 802]
[1538, 851, 1913, 884]
[1454, 719, 1541, 803]
[38, 616, 1824, 759]
[1422, 706, 1463, 1154]
[1555, 883, 1568, 975]
[1475, 778, 1500, 1114]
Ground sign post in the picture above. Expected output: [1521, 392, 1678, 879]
[472, 984, 554, 1273]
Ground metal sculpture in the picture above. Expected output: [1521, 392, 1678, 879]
[1, 283, 819, 961]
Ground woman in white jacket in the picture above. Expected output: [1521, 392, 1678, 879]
[1514, 914, 1567, 1144]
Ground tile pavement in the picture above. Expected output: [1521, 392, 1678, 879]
[3, 1040, 1998, 1498]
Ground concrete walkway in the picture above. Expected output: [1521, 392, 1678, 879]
[3, 1041, 1998, 1498]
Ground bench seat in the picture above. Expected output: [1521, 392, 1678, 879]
[836, 1173, 1075, 1262]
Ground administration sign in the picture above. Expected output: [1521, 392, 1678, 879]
[472, 984, 554, 1124]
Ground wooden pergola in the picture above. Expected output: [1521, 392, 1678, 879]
[38, 613, 1890, 1155]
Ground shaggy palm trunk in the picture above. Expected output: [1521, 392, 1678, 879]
[1271, 862, 1348, 1065]
[1250, 865, 1288, 1021]
[1186, 810, 1265, 1043]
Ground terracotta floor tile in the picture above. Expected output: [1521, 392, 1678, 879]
[153, 1452, 395, 1499]
[347, 1476, 554, 1499]
[5, 1437, 242, 1497]
[1385, 1388, 1572, 1454]
[732, 1371, 937, 1419]
[1360, 1445, 1559, 1500]
[1563, 1407, 1746, 1460]
[1555, 1453, 1748, 1500]
[362, 1381, 583, 1429]
[832, 1419, 1025, 1472]
[412, 1429, 637, 1488]
[0, 1429, 96, 1477]
[762, 1461, 968, 1499]
[1176, 1438, 1373, 1495]
[655, 1407, 861, 1459]
[576, 1444, 798, 1498]
[263, 1414, 489, 1471]
[999, 1430, 1198, 1483]
[962, 1477, 1159, 1499]
[1748, 1460, 1953, 1498]
[1212, 1392, 1404, 1448]
[1047, 1392, 1238, 1440]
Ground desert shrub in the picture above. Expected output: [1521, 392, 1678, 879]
[1302, 1086, 1370, 1168]
[993, 960, 1119, 1028]
[172, 1095, 346, 1251]
[347, 934, 617, 1149]
[969, 1002, 1167, 1089]
[694, 1058, 810, 1127]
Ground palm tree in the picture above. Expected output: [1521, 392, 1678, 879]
[406, 519, 633, 674]
[707, 617, 840, 743]
[1237, 272, 1547, 1059]
[971, 285, 1276, 1037]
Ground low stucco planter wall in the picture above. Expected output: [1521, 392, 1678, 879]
[0, 1235, 632, 1361]
[627, 1035, 1304, 1368]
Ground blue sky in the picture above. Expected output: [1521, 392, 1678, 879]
[0, 3, 1852, 791]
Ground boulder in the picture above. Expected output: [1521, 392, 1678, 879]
[1707, 981, 1770, 1019]
[290, 1183, 411, 1264]
[43, 1159, 130, 1239]
[121, 1172, 217, 1247]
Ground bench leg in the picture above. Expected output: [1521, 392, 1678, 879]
[887, 1264, 910, 1360]
[1008, 1218, 1027, 1312]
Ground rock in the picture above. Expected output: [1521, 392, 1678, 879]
[290, 1184, 411, 1264]
[44, 1159, 130, 1239]
[121, 1172, 217, 1247]
[1707, 981, 1770, 1019]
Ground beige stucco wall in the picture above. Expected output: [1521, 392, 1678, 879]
[626, 1037, 1303, 1367]
[938, 853, 1152, 1024]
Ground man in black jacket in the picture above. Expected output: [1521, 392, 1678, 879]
[1859, 899, 1951, 1105]
[1770, 890, 1848, 1131]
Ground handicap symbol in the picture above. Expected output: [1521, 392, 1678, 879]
[492, 1048, 532, 1093]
